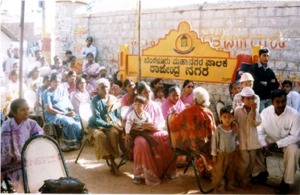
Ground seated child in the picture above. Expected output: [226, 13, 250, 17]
[211, 105, 239, 192]
[125, 95, 159, 159]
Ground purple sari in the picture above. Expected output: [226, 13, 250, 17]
[1, 118, 43, 192]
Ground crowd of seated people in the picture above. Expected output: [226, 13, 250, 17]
[1, 46, 300, 194]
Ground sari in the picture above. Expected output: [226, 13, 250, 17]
[88, 94, 121, 159]
[82, 62, 101, 93]
[70, 89, 91, 114]
[180, 92, 193, 106]
[133, 100, 176, 186]
[43, 85, 82, 148]
[169, 105, 216, 177]
[1, 118, 43, 192]
[161, 98, 186, 120]
[121, 93, 135, 107]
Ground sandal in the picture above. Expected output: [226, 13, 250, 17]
[133, 176, 141, 184]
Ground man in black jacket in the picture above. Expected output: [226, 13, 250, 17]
[252, 48, 279, 113]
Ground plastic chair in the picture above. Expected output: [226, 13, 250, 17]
[75, 102, 93, 163]
[75, 103, 127, 168]
[214, 100, 225, 125]
[161, 113, 214, 194]
[21, 135, 69, 193]
[24, 89, 36, 114]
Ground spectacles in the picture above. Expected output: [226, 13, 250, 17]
[187, 85, 194, 88]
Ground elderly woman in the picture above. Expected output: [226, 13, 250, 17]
[42, 73, 82, 151]
[131, 81, 176, 185]
[88, 78, 122, 175]
[180, 80, 195, 107]
[1, 98, 43, 192]
[82, 52, 101, 94]
[169, 87, 216, 177]
[161, 86, 186, 120]
[70, 77, 91, 114]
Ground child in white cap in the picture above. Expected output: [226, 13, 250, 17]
[234, 87, 262, 190]
[232, 72, 260, 113]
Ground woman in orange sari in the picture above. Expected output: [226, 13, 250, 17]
[169, 86, 216, 177]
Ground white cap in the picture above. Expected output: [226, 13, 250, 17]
[240, 72, 254, 83]
[99, 66, 106, 72]
[240, 87, 255, 97]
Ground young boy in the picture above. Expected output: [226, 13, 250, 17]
[232, 72, 260, 113]
[234, 87, 262, 189]
[125, 95, 159, 159]
[281, 80, 300, 112]
[211, 105, 238, 192]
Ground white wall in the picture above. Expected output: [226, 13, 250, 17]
[62, 1, 300, 105]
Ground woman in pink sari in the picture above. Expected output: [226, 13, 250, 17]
[82, 52, 101, 94]
[1, 99, 43, 192]
[180, 80, 194, 108]
[132, 81, 176, 186]
[161, 86, 186, 120]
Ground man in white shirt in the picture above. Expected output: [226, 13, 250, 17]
[253, 89, 300, 194]
[81, 35, 97, 65]
[281, 80, 300, 112]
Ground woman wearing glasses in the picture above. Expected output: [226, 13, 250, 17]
[180, 80, 194, 108]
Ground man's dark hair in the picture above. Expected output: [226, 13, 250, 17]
[271, 89, 287, 102]
[282, 80, 293, 88]
[259, 48, 270, 56]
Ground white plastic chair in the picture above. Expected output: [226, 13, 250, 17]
[24, 89, 36, 114]
[22, 135, 69, 193]
[214, 100, 225, 124]
[75, 102, 93, 163]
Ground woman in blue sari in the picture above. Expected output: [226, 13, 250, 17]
[42, 73, 82, 151]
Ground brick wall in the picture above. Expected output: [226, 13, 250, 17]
[66, 1, 300, 109]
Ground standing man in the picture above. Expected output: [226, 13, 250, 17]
[81, 35, 97, 65]
[253, 89, 300, 194]
[252, 48, 279, 112]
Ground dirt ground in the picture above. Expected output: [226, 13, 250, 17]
[64, 143, 300, 194]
